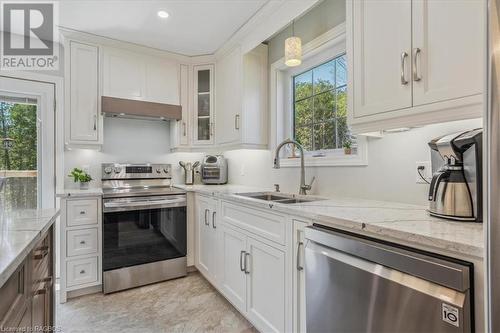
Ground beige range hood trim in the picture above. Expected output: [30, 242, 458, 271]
[101, 96, 182, 120]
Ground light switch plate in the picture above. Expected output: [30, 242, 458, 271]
[415, 161, 432, 184]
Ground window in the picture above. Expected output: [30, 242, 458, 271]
[293, 54, 351, 152]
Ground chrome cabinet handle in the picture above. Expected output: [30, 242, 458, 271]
[204, 209, 209, 226]
[400, 52, 409, 85]
[182, 122, 187, 136]
[235, 114, 240, 130]
[244, 253, 250, 274]
[297, 241, 304, 271]
[413, 48, 422, 82]
[240, 251, 246, 272]
[93, 115, 97, 131]
[210, 122, 214, 136]
[212, 211, 216, 229]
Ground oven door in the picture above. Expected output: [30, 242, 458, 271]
[102, 195, 187, 272]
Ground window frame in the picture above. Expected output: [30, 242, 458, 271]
[292, 55, 347, 153]
[270, 24, 368, 167]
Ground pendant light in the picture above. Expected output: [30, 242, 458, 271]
[285, 20, 302, 67]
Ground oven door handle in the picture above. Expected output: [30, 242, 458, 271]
[103, 197, 186, 212]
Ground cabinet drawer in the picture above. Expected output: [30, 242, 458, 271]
[66, 257, 98, 287]
[67, 199, 98, 227]
[221, 202, 286, 245]
[67, 228, 98, 257]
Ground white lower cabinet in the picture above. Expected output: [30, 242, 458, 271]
[195, 195, 219, 285]
[220, 225, 247, 312]
[196, 194, 290, 333]
[59, 195, 102, 303]
[246, 236, 286, 333]
[292, 220, 309, 333]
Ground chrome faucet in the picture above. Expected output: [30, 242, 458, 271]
[273, 139, 315, 195]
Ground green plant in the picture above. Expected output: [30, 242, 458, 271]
[343, 140, 352, 149]
[68, 168, 92, 183]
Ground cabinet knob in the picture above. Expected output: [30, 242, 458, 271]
[80, 211, 86, 215]
[80, 240, 86, 245]
[80, 270, 86, 274]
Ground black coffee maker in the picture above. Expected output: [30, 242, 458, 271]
[428, 128, 482, 222]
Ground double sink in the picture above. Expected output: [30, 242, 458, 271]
[236, 192, 323, 204]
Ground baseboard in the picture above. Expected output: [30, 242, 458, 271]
[67, 284, 102, 299]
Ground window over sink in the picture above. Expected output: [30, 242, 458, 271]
[292, 54, 352, 153]
[270, 24, 367, 167]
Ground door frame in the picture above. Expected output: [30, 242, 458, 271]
[0, 71, 64, 202]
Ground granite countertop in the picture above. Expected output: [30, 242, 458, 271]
[0, 208, 59, 287]
[56, 188, 103, 198]
[176, 184, 484, 259]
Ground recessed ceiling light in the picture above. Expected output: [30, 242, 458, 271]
[157, 10, 169, 19]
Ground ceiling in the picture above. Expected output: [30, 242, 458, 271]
[59, 0, 269, 56]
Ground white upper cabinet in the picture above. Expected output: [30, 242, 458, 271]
[351, 0, 412, 117]
[102, 47, 180, 105]
[348, 0, 485, 133]
[411, 0, 484, 106]
[193, 64, 215, 145]
[65, 40, 102, 146]
[216, 44, 268, 149]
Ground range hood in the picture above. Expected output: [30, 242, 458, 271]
[101, 96, 182, 121]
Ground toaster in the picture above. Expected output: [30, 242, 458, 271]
[201, 155, 228, 184]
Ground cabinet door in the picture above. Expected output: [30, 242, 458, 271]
[292, 221, 308, 333]
[103, 48, 146, 100]
[352, 0, 412, 118]
[69, 41, 99, 142]
[193, 65, 214, 145]
[145, 58, 179, 105]
[220, 225, 247, 313]
[177, 64, 189, 146]
[216, 47, 242, 145]
[412, 0, 484, 106]
[246, 237, 286, 333]
[197, 199, 213, 278]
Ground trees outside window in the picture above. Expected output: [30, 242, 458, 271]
[293, 54, 352, 152]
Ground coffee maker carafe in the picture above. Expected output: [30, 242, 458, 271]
[428, 128, 482, 222]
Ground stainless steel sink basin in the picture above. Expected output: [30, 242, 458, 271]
[236, 192, 323, 204]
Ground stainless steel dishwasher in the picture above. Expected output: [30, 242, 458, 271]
[305, 225, 473, 333]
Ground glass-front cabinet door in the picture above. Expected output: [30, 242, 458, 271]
[193, 64, 214, 145]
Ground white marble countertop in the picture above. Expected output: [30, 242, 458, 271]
[175, 184, 484, 259]
[56, 188, 103, 198]
[0, 208, 59, 288]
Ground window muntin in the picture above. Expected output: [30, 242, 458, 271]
[293, 54, 350, 152]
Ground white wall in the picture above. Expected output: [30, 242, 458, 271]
[223, 118, 483, 206]
[65, 117, 169, 187]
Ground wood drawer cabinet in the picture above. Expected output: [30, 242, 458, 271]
[60, 195, 102, 302]
[0, 227, 54, 332]
[67, 228, 98, 257]
[66, 198, 98, 227]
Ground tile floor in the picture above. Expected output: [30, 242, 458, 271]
[56, 272, 257, 333]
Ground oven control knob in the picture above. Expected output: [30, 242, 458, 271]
[104, 167, 112, 174]
[163, 168, 170, 174]
[114, 167, 122, 174]
[156, 168, 162, 174]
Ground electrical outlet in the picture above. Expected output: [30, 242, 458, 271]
[415, 161, 432, 184]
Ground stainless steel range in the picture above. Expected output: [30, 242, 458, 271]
[101, 163, 187, 294]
